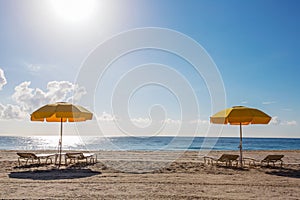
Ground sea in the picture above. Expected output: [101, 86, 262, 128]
[0, 136, 299, 151]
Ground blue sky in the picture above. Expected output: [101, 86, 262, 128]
[0, 0, 299, 138]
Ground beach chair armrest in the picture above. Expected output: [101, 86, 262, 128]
[35, 154, 55, 159]
[243, 157, 259, 166]
[203, 156, 217, 161]
[203, 156, 218, 164]
[82, 153, 94, 158]
[243, 157, 259, 162]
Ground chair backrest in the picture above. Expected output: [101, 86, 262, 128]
[218, 154, 239, 162]
[262, 155, 284, 162]
[17, 152, 37, 159]
[66, 152, 84, 159]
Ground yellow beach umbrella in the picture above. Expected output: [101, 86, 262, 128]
[210, 106, 271, 167]
[31, 102, 93, 166]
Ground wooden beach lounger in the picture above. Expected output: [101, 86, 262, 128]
[204, 154, 239, 167]
[243, 154, 284, 168]
[17, 152, 55, 166]
[65, 152, 97, 165]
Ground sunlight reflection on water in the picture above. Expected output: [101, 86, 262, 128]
[21, 136, 87, 151]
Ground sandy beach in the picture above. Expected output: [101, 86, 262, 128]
[0, 150, 299, 199]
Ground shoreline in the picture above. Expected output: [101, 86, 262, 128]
[1, 150, 300, 199]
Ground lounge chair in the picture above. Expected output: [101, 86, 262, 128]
[204, 154, 239, 167]
[17, 152, 55, 166]
[243, 154, 284, 168]
[65, 152, 97, 165]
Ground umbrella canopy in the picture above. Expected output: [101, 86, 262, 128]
[31, 102, 93, 166]
[210, 106, 271, 167]
[31, 102, 93, 122]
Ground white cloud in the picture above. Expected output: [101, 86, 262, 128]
[0, 68, 7, 90]
[241, 101, 248, 104]
[70, 85, 87, 102]
[0, 103, 27, 120]
[130, 117, 151, 128]
[270, 116, 281, 125]
[286, 120, 297, 126]
[161, 118, 181, 124]
[27, 64, 41, 72]
[0, 80, 86, 120]
[96, 112, 118, 122]
[96, 114, 182, 127]
[270, 116, 297, 126]
[131, 117, 151, 124]
[262, 101, 276, 105]
[189, 119, 210, 125]
[282, 108, 292, 111]
[45, 81, 74, 102]
[12, 81, 80, 112]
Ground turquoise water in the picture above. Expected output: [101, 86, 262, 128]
[0, 136, 299, 151]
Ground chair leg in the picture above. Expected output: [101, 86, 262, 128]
[46, 158, 52, 164]
[55, 155, 58, 165]
[92, 155, 97, 164]
[90, 157, 96, 164]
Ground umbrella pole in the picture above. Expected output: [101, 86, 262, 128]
[59, 118, 63, 167]
[239, 123, 243, 168]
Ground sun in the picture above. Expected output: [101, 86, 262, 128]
[49, 0, 97, 23]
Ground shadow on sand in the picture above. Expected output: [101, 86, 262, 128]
[265, 167, 300, 179]
[9, 168, 101, 180]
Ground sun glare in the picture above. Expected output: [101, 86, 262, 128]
[49, 0, 97, 23]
